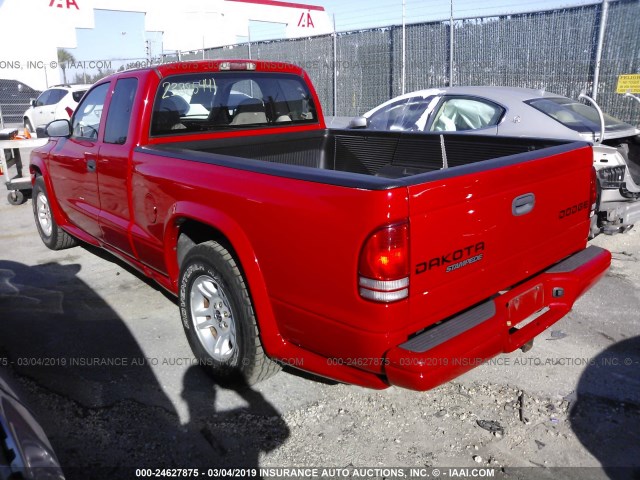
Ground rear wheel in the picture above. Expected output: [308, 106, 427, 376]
[179, 240, 279, 385]
[32, 176, 77, 250]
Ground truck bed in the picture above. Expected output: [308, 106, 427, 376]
[145, 129, 573, 189]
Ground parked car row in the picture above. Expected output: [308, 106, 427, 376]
[344, 86, 640, 236]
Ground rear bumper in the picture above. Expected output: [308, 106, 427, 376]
[601, 199, 640, 232]
[384, 246, 611, 391]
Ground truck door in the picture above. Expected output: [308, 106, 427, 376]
[48, 82, 110, 240]
[98, 77, 139, 257]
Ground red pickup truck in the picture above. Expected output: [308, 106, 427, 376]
[30, 60, 610, 391]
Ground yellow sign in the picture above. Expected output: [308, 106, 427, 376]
[616, 74, 640, 94]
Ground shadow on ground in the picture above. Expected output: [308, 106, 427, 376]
[0, 260, 289, 479]
[570, 336, 640, 480]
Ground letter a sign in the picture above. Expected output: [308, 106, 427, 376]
[49, 0, 80, 9]
[297, 11, 315, 28]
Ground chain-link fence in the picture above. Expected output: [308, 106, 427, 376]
[1, 0, 639, 126]
[189, 0, 640, 123]
[0, 79, 41, 126]
[597, 0, 640, 125]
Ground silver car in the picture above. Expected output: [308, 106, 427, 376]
[0, 369, 65, 479]
[348, 86, 640, 236]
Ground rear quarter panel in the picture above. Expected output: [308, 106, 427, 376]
[129, 152, 411, 362]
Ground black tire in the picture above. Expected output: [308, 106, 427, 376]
[179, 240, 280, 385]
[24, 118, 33, 133]
[7, 190, 26, 205]
[32, 176, 77, 250]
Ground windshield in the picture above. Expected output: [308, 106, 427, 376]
[150, 72, 318, 136]
[527, 97, 633, 134]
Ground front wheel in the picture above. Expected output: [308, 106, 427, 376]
[179, 240, 280, 385]
[32, 176, 77, 250]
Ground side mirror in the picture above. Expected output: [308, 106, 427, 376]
[46, 119, 71, 138]
[348, 116, 369, 129]
[30, 99, 36, 107]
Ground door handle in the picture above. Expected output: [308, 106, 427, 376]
[86, 159, 97, 173]
[512, 193, 535, 216]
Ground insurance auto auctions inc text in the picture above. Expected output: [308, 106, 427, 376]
[257, 467, 496, 478]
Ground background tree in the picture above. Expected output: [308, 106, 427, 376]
[57, 48, 75, 84]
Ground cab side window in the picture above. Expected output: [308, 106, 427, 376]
[71, 83, 109, 140]
[104, 78, 138, 145]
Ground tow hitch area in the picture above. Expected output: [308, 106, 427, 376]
[520, 339, 534, 353]
[506, 284, 545, 328]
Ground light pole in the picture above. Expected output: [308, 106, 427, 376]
[402, 0, 406, 95]
[449, 0, 454, 87]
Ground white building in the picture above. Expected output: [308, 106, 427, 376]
[0, 0, 332, 90]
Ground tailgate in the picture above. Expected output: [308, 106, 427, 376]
[406, 143, 594, 332]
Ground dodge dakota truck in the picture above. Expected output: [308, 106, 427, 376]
[29, 60, 611, 391]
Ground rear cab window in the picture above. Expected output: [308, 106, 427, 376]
[150, 72, 318, 136]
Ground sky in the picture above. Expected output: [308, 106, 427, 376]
[68, 9, 162, 67]
[66, 0, 598, 65]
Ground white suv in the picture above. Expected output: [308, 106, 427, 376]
[23, 84, 91, 135]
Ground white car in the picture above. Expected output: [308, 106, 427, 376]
[348, 87, 640, 236]
[23, 84, 91, 135]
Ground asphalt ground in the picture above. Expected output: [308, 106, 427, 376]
[0, 164, 638, 480]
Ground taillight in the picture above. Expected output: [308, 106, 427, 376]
[590, 167, 598, 217]
[65, 106, 74, 117]
[358, 222, 409, 302]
